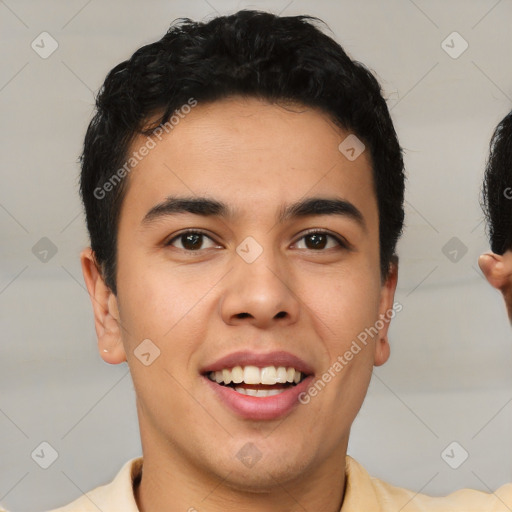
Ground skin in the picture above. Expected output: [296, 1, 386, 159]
[81, 97, 398, 512]
[479, 251, 512, 320]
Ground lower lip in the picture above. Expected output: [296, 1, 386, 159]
[203, 375, 314, 421]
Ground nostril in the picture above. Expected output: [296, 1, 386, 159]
[236, 312, 251, 319]
[274, 311, 287, 319]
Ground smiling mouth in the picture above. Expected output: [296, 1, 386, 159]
[206, 365, 307, 397]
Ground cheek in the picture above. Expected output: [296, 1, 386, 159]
[116, 256, 221, 351]
[117, 268, 177, 342]
[300, 268, 382, 347]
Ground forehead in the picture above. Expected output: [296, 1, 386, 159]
[120, 97, 377, 225]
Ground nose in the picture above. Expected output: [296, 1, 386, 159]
[220, 249, 300, 329]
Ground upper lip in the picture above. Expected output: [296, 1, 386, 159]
[201, 350, 314, 376]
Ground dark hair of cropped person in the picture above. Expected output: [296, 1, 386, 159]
[80, 10, 405, 295]
[482, 110, 512, 255]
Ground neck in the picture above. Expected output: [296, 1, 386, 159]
[134, 432, 348, 512]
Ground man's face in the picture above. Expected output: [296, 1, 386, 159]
[86, 97, 397, 488]
[479, 251, 512, 321]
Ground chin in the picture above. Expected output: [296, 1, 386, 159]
[221, 461, 309, 493]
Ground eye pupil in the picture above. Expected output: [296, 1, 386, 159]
[306, 233, 327, 249]
[182, 233, 202, 250]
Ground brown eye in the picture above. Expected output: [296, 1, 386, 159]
[167, 231, 218, 251]
[304, 233, 328, 249]
[295, 231, 344, 250]
[181, 233, 203, 250]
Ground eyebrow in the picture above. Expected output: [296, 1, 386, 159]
[278, 197, 365, 229]
[142, 197, 227, 225]
[141, 195, 366, 230]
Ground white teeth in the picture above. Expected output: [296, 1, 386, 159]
[264, 388, 284, 397]
[243, 365, 261, 384]
[208, 365, 304, 385]
[260, 366, 277, 385]
[222, 369, 232, 385]
[231, 366, 244, 384]
[276, 366, 288, 383]
[234, 387, 287, 397]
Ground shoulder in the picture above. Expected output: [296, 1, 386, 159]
[46, 458, 142, 512]
[344, 456, 512, 512]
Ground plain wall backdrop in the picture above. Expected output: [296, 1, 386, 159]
[1, 0, 512, 510]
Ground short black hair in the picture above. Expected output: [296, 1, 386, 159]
[80, 10, 405, 294]
[482, 110, 512, 254]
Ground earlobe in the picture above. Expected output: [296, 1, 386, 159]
[374, 336, 390, 367]
[80, 248, 127, 365]
[478, 252, 509, 291]
[374, 260, 399, 367]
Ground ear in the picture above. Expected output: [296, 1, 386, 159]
[374, 260, 399, 367]
[80, 247, 126, 364]
[478, 252, 512, 292]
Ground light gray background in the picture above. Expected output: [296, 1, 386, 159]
[1, 0, 512, 510]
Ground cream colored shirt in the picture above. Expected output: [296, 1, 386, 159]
[48, 456, 512, 512]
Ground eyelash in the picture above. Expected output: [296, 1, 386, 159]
[165, 228, 349, 252]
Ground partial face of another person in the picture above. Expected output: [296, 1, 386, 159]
[479, 111, 512, 323]
[81, 97, 397, 489]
